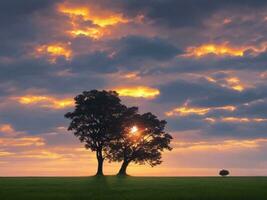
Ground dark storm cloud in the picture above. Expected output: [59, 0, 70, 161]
[0, 57, 105, 95]
[0, 0, 64, 58]
[157, 78, 243, 107]
[157, 77, 267, 108]
[167, 116, 206, 131]
[112, 36, 181, 62]
[0, 103, 67, 134]
[204, 121, 267, 139]
[69, 35, 181, 73]
[152, 52, 267, 76]
[119, 0, 267, 28]
[158, 76, 267, 138]
[0, 0, 59, 23]
[70, 52, 117, 73]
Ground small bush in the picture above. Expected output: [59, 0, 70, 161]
[219, 169, 230, 177]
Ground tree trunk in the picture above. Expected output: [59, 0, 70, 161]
[117, 160, 129, 176]
[95, 150, 104, 176]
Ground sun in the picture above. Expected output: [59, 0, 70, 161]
[130, 126, 138, 134]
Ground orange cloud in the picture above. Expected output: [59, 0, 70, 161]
[0, 124, 14, 134]
[57, 4, 127, 27]
[123, 72, 140, 79]
[206, 75, 245, 92]
[205, 117, 267, 123]
[225, 77, 245, 91]
[115, 86, 160, 98]
[69, 28, 104, 39]
[166, 105, 236, 117]
[185, 44, 245, 57]
[185, 42, 267, 58]
[14, 95, 74, 109]
[57, 3, 128, 39]
[166, 106, 210, 116]
[34, 43, 72, 63]
[0, 124, 24, 137]
[0, 137, 45, 147]
[0, 151, 14, 157]
[173, 138, 267, 152]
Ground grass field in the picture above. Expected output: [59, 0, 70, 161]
[0, 176, 267, 200]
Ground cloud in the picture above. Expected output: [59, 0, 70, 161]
[112, 36, 181, 62]
[184, 43, 245, 57]
[0, 137, 45, 147]
[114, 86, 160, 98]
[119, 0, 267, 28]
[166, 105, 236, 117]
[14, 95, 74, 109]
[34, 43, 72, 63]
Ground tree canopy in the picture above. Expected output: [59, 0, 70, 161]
[65, 90, 127, 176]
[106, 111, 173, 175]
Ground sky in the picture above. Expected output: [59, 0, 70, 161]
[1, 0, 267, 176]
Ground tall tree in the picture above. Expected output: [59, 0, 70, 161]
[106, 112, 172, 176]
[65, 90, 127, 176]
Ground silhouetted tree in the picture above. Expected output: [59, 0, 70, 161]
[219, 169, 230, 177]
[106, 112, 172, 176]
[65, 90, 127, 176]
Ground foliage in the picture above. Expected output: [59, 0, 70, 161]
[65, 90, 127, 175]
[106, 111, 172, 174]
[219, 169, 230, 177]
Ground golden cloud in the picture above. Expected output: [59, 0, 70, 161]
[173, 138, 267, 152]
[123, 72, 140, 79]
[206, 75, 245, 92]
[0, 137, 45, 147]
[57, 3, 128, 39]
[115, 86, 160, 98]
[166, 106, 210, 116]
[185, 44, 245, 57]
[34, 43, 72, 62]
[0, 151, 14, 157]
[205, 117, 267, 123]
[166, 105, 236, 117]
[57, 4, 128, 27]
[0, 124, 25, 137]
[185, 42, 267, 58]
[0, 124, 14, 134]
[14, 95, 74, 109]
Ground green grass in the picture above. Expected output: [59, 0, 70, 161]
[0, 176, 267, 200]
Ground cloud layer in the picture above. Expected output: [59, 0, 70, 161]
[1, 0, 267, 176]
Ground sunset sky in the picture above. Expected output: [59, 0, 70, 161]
[1, 0, 267, 176]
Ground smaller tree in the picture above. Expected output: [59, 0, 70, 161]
[106, 112, 172, 176]
[219, 169, 230, 177]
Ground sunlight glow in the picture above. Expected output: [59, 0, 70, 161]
[130, 126, 138, 134]
[115, 86, 160, 98]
